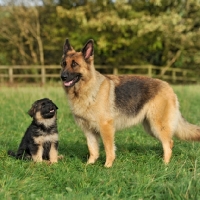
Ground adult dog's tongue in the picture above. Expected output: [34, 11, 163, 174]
[64, 80, 73, 87]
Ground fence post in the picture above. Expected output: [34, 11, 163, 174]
[172, 70, 176, 83]
[41, 65, 45, 85]
[9, 66, 13, 84]
[113, 67, 118, 75]
[148, 66, 152, 77]
[182, 70, 187, 83]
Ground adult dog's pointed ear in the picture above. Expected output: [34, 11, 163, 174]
[81, 39, 94, 60]
[63, 38, 73, 54]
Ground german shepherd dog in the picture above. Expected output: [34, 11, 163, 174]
[8, 98, 61, 163]
[60, 39, 200, 167]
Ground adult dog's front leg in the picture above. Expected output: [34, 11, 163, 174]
[84, 130, 100, 165]
[100, 119, 116, 168]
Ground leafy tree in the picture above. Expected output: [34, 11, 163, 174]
[0, 0, 199, 74]
[0, 3, 44, 65]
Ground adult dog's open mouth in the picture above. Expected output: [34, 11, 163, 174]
[61, 73, 81, 87]
[63, 76, 80, 87]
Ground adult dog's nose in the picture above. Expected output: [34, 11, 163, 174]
[61, 72, 68, 81]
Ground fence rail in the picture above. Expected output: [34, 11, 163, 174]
[0, 65, 199, 85]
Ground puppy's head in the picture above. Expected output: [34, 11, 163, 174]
[28, 98, 58, 120]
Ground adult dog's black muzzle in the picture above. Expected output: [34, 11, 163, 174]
[61, 71, 81, 87]
[61, 71, 69, 81]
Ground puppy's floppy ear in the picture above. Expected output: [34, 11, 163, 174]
[28, 104, 36, 117]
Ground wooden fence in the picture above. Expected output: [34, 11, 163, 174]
[0, 65, 199, 85]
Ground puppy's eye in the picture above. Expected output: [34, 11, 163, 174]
[41, 102, 46, 107]
[71, 60, 78, 68]
[61, 61, 66, 68]
[34, 104, 37, 108]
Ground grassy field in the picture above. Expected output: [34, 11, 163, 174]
[0, 84, 200, 200]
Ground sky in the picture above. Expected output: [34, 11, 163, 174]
[0, 0, 44, 6]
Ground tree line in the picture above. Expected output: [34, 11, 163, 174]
[0, 0, 199, 73]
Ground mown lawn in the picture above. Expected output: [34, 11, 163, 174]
[0, 84, 200, 200]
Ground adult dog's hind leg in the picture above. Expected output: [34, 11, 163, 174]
[84, 130, 100, 165]
[161, 139, 174, 164]
[146, 90, 177, 164]
[147, 115, 174, 164]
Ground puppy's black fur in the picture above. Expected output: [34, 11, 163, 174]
[8, 98, 60, 163]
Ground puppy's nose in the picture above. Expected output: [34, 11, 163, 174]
[61, 72, 68, 81]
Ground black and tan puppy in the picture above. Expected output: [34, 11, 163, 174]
[8, 98, 60, 163]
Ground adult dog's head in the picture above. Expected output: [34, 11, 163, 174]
[60, 39, 94, 88]
[28, 98, 58, 125]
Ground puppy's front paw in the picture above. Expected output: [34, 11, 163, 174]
[58, 155, 64, 160]
[49, 159, 58, 164]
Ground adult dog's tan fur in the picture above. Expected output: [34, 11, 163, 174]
[61, 39, 200, 167]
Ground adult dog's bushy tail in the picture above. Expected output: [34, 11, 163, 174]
[175, 115, 200, 141]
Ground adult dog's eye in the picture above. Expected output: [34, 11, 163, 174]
[71, 60, 78, 68]
[61, 61, 66, 67]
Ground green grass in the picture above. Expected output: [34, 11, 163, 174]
[0, 85, 200, 200]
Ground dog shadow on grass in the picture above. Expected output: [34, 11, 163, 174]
[5, 136, 184, 164]
[59, 139, 167, 164]
[59, 140, 89, 163]
[117, 142, 164, 158]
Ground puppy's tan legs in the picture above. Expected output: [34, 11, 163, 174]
[32, 145, 43, 162]
[100, 119, 116, 168]
[49, 143, 58, 163]
[84, 131, 100, 165]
